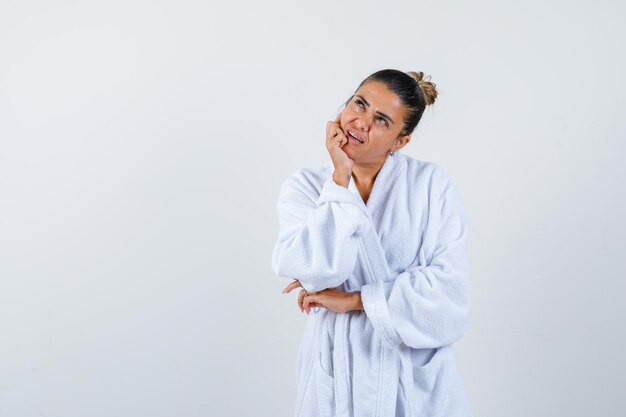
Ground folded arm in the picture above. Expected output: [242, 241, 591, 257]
[271, 172, 372, 293]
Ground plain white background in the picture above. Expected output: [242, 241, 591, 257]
[1, 0, 624, 416]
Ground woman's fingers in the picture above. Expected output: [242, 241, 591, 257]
[326, 124, 346, 148]
[303, 294, 321, 310]
[325, 111, 354, 172]
[282, 279, 327, 315]
[327, 114, 344, 141]
[326, 121, 341, 143]
[299, 291, 317, 314]
[305, 302, 323, 314]
[297, 288, 306, 313]
[282, 279, 302, 294]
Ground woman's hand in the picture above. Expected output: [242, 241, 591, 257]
[282, 279, 363, 314]
[282, 279, 324, 313]
[326, 112, 355, 177]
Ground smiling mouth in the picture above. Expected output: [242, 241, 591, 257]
[347, 130, 364, 143]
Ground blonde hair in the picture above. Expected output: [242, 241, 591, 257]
[406, 71, 438, 106]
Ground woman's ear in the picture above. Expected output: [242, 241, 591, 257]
[392, 134, 411, 151]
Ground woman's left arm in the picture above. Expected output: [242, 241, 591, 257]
[359, 180, 472, 349]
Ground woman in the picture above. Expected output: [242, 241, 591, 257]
[271, 69, 473, 417]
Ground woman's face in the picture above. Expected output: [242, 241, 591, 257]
[338, 81, 411, 164]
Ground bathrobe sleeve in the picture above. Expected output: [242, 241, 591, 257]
[271, 171, 372, 293]
[360, 179, 471, 349]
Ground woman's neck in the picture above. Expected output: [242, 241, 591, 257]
[351, 156, 386, 191]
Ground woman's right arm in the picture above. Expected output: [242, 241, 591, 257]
[271, 112, 369, 292]
[271, 172, 371, 293]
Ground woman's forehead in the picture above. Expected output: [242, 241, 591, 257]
[355, 81, 404, 116]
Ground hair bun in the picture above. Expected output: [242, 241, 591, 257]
[407, 71, 438, 106]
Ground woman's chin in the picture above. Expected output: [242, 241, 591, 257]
[342, 144, 357, 155]
[344, 146, 364, 161]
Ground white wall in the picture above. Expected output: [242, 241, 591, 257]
[1, 0, 624, 416]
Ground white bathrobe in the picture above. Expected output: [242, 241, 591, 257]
[271, 151, 473, 417]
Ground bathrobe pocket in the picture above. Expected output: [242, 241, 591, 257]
[316, 350, 336, 416]
[403, 346, 449, 417]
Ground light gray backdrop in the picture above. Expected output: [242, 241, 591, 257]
[1, 0, 624, 416]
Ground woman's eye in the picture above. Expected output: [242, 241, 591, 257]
[376, 117, 388, 126]
[355, 99, 364, 108]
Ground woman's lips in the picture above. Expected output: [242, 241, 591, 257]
[347, 129, 364, 144]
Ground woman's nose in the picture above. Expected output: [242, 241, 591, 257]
[355, 116, 370, 132]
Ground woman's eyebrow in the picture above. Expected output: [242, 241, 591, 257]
[355, 94, 395, 125]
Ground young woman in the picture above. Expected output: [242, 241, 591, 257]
[271, 69, 473, 417]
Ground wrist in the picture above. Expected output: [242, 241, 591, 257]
[333, 169, 351, 188]
[352, 291, 364, 311]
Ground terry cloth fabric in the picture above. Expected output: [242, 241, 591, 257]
[271, 151, 473, 417]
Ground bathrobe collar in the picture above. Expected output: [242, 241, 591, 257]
[326, 153, 403, 288]
[327, 152, 401, 213]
